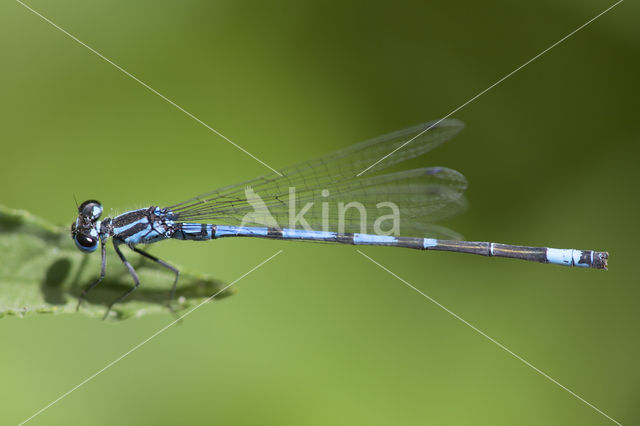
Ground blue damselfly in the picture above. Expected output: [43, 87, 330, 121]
[71, 119, 608, 316]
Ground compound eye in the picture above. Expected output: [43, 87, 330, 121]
[75, 234, 98, 252]
[79, 200, 102, 220]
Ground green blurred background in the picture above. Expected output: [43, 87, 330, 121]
[1, 0, 638, 424]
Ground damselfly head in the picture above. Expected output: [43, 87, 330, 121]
[78, 199, 103, 220]
[71, 200, 103, 253]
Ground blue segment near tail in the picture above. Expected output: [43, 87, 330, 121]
[546, 248, 591, 268]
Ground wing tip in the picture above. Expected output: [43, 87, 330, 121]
[424, 118, 465, 130]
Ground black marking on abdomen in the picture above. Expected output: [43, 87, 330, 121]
[396, 237, 425, 250]
[577, 250, 593, 267]
[267, 228, 284, 238]
[491, 244, 547, 263]
[173, 223, 212, 241]
[429, 240, 491, 255]
[336, 233, 355, 244]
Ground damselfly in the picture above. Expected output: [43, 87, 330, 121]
[71, 119, 608, 316]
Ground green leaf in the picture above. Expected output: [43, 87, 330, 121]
[0, 205, 235, 320]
